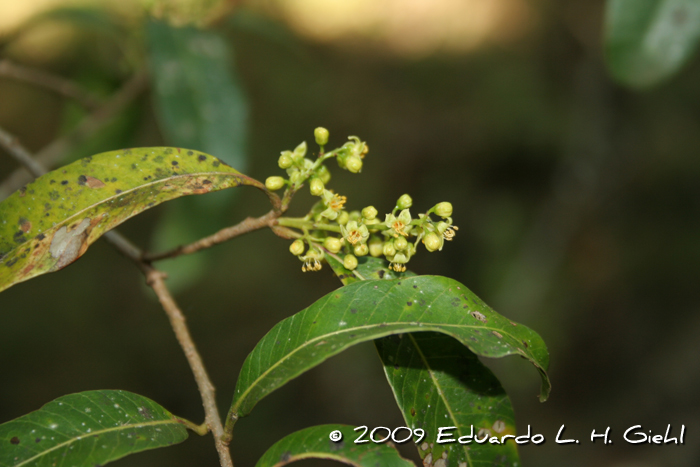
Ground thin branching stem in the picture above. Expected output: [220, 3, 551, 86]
[1, 122, 236, 467]
[0, 59, 103, 110]
[144, 210, 280, 262]
[0, 72, 148, 200]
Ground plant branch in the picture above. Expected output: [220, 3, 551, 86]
[144, 209, 280, 262]
[146, 268, 233, 467]
[2, 125, 235, 467]
[0, 59, 103, 110]
[0, 125, 47, 177]
[0, 72, 148, 200]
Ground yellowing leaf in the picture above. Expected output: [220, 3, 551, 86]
[0, 147, 271, 293]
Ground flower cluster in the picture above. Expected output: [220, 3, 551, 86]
[269, 128, 457, 273]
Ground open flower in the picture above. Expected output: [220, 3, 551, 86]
[388, 252, 408, 272]
[384, 209, 412, 237]
[299, 249, 324, 272]
[436, 221, 459, 241]
[341, 220, 369, 245]
[319, 189, 347, 220]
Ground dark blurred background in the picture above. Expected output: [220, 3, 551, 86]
[1, 1, 699, 466]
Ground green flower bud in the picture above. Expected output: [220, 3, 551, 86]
[288, 170, 304, 186]
[324, 236, 342, 254]
[348, 210, 362, 222]
[336, 153, 347, 170]
[337, 211, 350, 225]
[383, 240, 396, 257]
[314, 127, 329, 146]
[354, 243, 369, 256]
[343, 254, 358, 270]
[424, 232, 442, 252]
[361, 205, 378, 220]
[397, 194, 413, 209]
[346, 155, 363, 173]
[316, 164, 331, 184]
[394, 235, 408, 251]
[278, 151, 293, 169]
[369, 237, 384, 257]
[293, 141, 307, 160]
[265, 176, 285, 191]
[310, 178, 325, 196]
[435, 202, 453, 218]
[289, 239, 305, 256]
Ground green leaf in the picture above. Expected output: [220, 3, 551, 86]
[146, 19, 248, 170]
[254, 424, 414, 467]
[228, 275, 550, 427]
[605, 0, 700, 87]
[377, 333, 519, 467]
[146, 19, 249, 290]
[325, 252, 413, 285]
[0, 390, 188, 467]
[0, 147, 271, 293]
[328, 255, 521, 466]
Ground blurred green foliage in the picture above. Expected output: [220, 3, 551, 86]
[1, 1, 699, 466]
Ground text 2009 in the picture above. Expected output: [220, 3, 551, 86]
[353, 426, 425, 444]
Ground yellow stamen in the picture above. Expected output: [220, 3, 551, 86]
[302, 259, 322, 272]
[346, 229, 363, 245]
[443, 226, 458, 241]
[391, 220, 408, 237]
[330, 194, 347, 211]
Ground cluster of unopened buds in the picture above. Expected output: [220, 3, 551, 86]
[266, 128, 457, 273]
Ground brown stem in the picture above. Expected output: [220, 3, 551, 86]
[144, 210, 280, 262]
[0, 72, 148, 200]
[3, 124, 236, 467]
[147, 269, 233, 467]
[0, 59, 103, 110]
[0, 125, 47, 177]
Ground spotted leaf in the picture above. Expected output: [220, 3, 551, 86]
[0, 390, 189, 467]
[328, 255, 523, 466]
[226, 274, 550, 436]
[0, 147, 273, 293]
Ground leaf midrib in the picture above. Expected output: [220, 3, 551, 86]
[233, 317, 528, 415]
[13, 418, 180, 467]
[406, 333, 471, 464]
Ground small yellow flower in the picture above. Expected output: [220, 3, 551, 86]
[301, 259, 322, 272]
[384, 209, 412, 237]
[436, 221, 459, 241]
[320, 189, 347, 220]
[389, 252, 408, 272]
[341, 220, 369, 245]
[300, 249, 324, 272]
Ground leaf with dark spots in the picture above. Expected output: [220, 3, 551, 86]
[228, 275, 550, 424]
[325, 256, 541, 466]
[0, 147, 274, 293]
[254, 425, 413, 467]
[0, 390, 188, 467]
